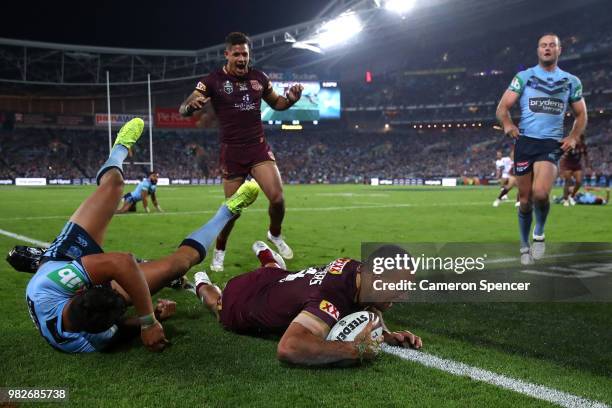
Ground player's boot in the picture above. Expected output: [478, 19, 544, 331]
[252, 241, 286, 269]
[514, 200, 520, 207]
[569, 196, 576, 206]
[225, 179, 260, 215]
[493, 199, 500, 207]
[267, 231, 294, 260]
[210, 249, 225, 272]
[113, 118, 145, 149]
[563, 199, 570, 207]
[531, 233, 546, 260]
[520, 246, 534, 265]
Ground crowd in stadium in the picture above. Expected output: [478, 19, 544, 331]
[2, 117, 611, 183]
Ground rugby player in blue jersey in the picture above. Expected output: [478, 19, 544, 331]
[116, 171, 163, 214]
[496, 33, 587, 265]
[25, 118, 259, 353]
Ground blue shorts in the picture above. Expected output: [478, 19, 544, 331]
[123, 193, 138, 204]
[40, 222, 103, 264]
[514, 136, 563, 176]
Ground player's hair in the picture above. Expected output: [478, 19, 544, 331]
[68, 286, 127, 333]
[148, 171, 158, 177]
[538, 32, 561, 46]
[225, 32, 250, 49]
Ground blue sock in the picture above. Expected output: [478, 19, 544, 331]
[533, 201, 550, 237]
[180, 204, 234, 263]
[518, 208, 532, 248]
[96, 145, 128, 184]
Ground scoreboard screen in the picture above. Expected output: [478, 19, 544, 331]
[261, 81, 341, 122]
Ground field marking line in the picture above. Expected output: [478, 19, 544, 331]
[0, 228, 51, 247]
[487, 249, 612, 264]
[383, 345, 609, 408]
[0, 202, 493, 222]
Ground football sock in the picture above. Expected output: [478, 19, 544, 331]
[96, 145, 128, 185]
[181, 204, 234, 263]
[257, 249, 277, 266]
[533, 201, 550, 237]
[269, 226, 281, 238]
[498, 188, 509, 200]
[518, 208, 532, 248]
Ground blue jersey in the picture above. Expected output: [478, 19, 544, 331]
[129, 178, 157, 202]
[26, 260, 117, 353]
[508, 65, 583, 141]
[576, 192, 597, 204]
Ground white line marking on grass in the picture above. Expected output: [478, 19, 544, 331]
[0, 228, 51, 247]
[0, 202, 492, 221]
[487, 250, 612, 265]
[383, 345, 609, 408]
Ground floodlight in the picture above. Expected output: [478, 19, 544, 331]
[385, 0, 416, 15]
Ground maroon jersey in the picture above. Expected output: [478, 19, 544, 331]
[560, 141, 587, 170]
[194, 67, 273, 146]
[220, 258, 361, 335]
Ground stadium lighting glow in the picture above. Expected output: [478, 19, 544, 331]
[385, 0, 416, 15]
[314, 12, 363, 49]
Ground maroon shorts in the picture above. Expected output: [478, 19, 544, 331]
[559, 159, 582, 172]
[219, 141, 276, 179]
[219, 267, 287, 333]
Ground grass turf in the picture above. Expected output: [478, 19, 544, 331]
[0, 184, 610, 407]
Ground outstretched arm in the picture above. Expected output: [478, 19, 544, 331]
[151, 192, 162, 212]
[262, 84, 304, 111]
[141, 190, 150, 213]
[276, 311, 381, 366]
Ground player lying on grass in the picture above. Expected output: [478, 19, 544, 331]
[24, 118, 260, 353]
[553, 187, 609, 205]
[116, 171, 163, 213]
[192, 244, 422, 366]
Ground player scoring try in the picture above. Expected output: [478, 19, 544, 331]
[179, 32, 304, 272]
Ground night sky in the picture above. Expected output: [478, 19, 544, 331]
[0, 0, 330, 49]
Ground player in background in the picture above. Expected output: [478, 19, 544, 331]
[496, 33, 587, 265]
[191, 243, 422, 366]
[554, 187, 609, 206]
[25, 118, 260, 353]
[559, 133, 589, 206]
[116, 171, 162, 214]
[492, 150, 518, 207]
[179, 32, 303, 272]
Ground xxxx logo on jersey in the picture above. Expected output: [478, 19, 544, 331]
[328, 258, 351, 275]
[320, 300, 340, 321]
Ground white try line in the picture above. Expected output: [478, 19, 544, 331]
[0, 201, 492, 222]
[383, 345, 609, 408]
[487, 249, 612, 265]
[0, 228, 51, 247]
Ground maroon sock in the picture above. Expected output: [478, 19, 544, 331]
[269, 226, 281, 237]
[257, 249, 276, 266]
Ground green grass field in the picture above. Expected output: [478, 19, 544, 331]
[0, 184, 611, 407]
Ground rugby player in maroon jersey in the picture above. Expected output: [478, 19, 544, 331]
[179, 32, 303, 272]
[191, 242, 423, 366]
[560, 134, 590, 206]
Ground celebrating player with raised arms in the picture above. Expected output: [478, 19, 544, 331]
[116, 171, 162, 213]
[179, 32, 303, 272]
[24, 118, 260, 353]
[192, 243, 422, 366]
[496, 33, 587, 265]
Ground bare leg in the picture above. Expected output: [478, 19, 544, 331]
[571, 170, 583, 198]
[69, 169, 124, 247]
[215, 177, 244, 250]
[251, 161, 285, 237]
[532, 161, 557, 237]
[516, 172, 534, 248]
[116, 200, 133, 214]
[561, 170, 573, 200]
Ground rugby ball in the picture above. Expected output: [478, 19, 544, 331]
[326, 311, 383, 341]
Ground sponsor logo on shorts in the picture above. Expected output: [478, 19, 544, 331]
[196, 81, 207, 93]
[250, 80, 263, 91]
[328, 258, 351, 275]
[76, 235, 89, 247]
[319, 300, 340, 321]
[66, 246, 82, 259]
[528, 97, 564, 115]
[515, 161, 530, 172]
[223, 80, 233, 94]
